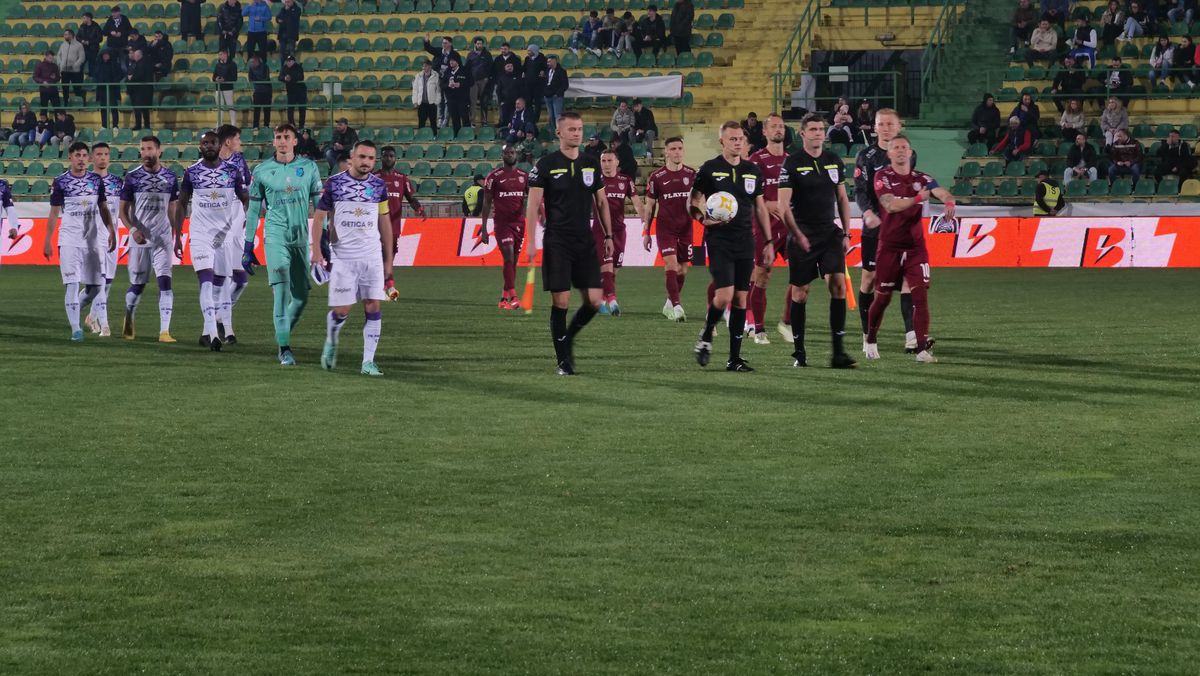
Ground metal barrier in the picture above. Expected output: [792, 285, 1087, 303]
[918, 0, 959, 103]
[772, 0, 821, 115]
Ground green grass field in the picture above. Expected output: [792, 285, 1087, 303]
[1, 265, 1199, 673]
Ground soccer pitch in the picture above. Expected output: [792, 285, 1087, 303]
[2, 266, 1198, 673]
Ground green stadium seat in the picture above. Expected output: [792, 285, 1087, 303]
[974, 180, 996, 197]
[997, 179, 1018, 197]
[444, 145, 465, 160]
[950, 180, 973, 198]
[958, 161, 981, 178]
[417, 179, 437, 194]
[1027, 159, 1047, 175]
[432, 163, 452, 178]
[1086, 180, 1110, 197]
[1110, 178, 1133, 196]
[1133, 179, 1157, 196]
[412, 162, 432, 177]
[425, 145, 445, 160]
[437, 180, 460, 196]
[982, 162, 1004, 177]
[965, 143, 988, 157]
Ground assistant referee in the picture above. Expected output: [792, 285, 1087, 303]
[526, 110, 614, 376]
[778, 113, 857, 369]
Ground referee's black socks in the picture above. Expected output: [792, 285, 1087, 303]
[900, 292, 914, 333]
[790, 300, 806, 356]
[858, 291, 874, 334]
[567, 302, 598, 339]
[830, 298, 847, 354]
[728, 306, 747, 361]
[701, 304, 722, 342]
[550, 306, 569, 363]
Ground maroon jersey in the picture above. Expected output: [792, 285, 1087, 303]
[749, 147, 787, 203]
[375, 169, 416, 223]
[594, 173, 633, 231]
[484, 166, 529, 228]
[873, 167, 937, 249]
[645, 165, 696, 234]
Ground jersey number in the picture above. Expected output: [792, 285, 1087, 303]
[920, 263, 931, 280]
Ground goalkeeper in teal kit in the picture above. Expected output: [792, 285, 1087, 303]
[242, 124, 323, 365]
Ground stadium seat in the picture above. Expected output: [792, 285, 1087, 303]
[974, 180, 996, 197]
[982, 162, 1004, 178]
[1110, 178, 1133, 196]
[957, 161, 980, 178]
[997, 179, 1018, 197]
[1180, 179, 1200, 196]
[1158, 176, 1181, 195]
[1086, 180, 1110, 197]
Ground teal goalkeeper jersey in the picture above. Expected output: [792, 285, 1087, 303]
[245, 155, 323, 247]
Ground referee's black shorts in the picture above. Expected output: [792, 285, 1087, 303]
[542, 236, 602, 292]
[707, 243, 754, 291]
[789, 231, 847, 287]
[860, 231, 878, 271]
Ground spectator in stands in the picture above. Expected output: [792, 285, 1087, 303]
[992, 116, 1034, 163]
[1099, 1, 1124, 49]
[493, 42, 521, 89]
[1168, 0, 1197, 26]
[1103, 56, 1135, 105]
[213, 49, 238, 126]
[1033, 170, 1064, 215]
[1118, 1, 1150, 41]
[830, 103, 856, 152]
[583, 133, 607, 159]
[1067, 15, 1098, 68]
[424, 35, 462, 128]
[248, 55, 272, 130]
[610, 132, 639, 178]
[1150, 36, 1176, 86]
[467, 38, 493, 127]
[617, 12, 638, 56]
[610, 99, 635, 143]
[412, 60, 442, 133]
[276, 0, 301, 66]
[149, 31, 173, 79]
[543, 55, 569, 128]
[280, 53, 307, 129]
[1107, 128, 1143, 184]
[505, 97, 535, 147]
[494, 60, 522, 128]
[1156, 129, 1196, 182]
[1063, 131, 1099, 185]
[7, 103, 35, 147]
[854, 99, 876, 145]
[126, 29, 149, 66]
[180, 0, 205, 43]
[1010, 0, 1039, 56]
[636, 5, 668, 58]
[126, 47, 155, 130]
[1177, 36, 1197, 89]
[1009, 92, 1041, 135]
[1052, 55, 1084, 111]
[77, 12, 103, 73]
[92, 49, 124, 130]
[57, 30, 86, 107]
[32, 52, 62, 113]
[218, 0, 243, 59]
[1040, 0, 1071, 28]
[671, 0, 695, 55]
[742, 112, 766, 151]
[968, 93, 1001, 146]
[325, 118, 358, 171]
[1100, 96, 1128, 146]
[103, 6, 132, 70]
[1027, 19, 1059, 66]
[34, 113, 53, 149]
[444, 55, 472, 135]
[243, 0, 272, 59]
[523, 44, 548, 123]
[570, 11, 602, 56]
[597, 8, 621, 54]
[1059, 98, 1085, 137]
[48, 110, 76, 149]
[632, 98, 657, 156]
[296, 128, 320, 161]
[462, 175, 484, 217]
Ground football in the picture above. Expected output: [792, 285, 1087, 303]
[705, 192, 738, 223]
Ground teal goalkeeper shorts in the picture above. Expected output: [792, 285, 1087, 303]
[265, 241, 311, 296]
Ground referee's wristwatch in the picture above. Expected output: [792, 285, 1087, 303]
[604, 234, 613, 240]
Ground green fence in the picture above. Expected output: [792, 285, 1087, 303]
[772, 0, 821, 115]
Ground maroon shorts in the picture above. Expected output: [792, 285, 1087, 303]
[873, 244, 930, 293]
[593, 224, 627, 267]
[753, 216, 788, 267]
[495, 219, 525, 253]
[390, 217, 404, 242]
[656, 226, 693, 262]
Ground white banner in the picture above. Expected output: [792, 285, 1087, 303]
[565, 75, 683, 99]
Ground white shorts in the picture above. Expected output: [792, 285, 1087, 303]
[128, 242, 174, 284]
[101, 244, 118, 280]
[59, 245, 104, 286]
[328, 256, 385, 307]
[190, 226, 231, 276]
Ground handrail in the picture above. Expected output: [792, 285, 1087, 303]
[782, 70, 901, 113]
[918, 0, 958, 103]
[772, 0, 821, 114]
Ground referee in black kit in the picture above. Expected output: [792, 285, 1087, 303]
[690, 121, 804, 372]
[526, 110, 614, 376]
[778, 113, 857, 369]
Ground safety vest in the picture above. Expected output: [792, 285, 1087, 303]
[1033, 180, 1061, 216]
[463, 185, 483, 215]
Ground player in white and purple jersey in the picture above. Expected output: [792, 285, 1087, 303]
[217, 124, 252, 342]
[119, 135, 181, 343]
[176, 131, 250, 351]
[0, 178, 18, 268]
[42, 141, 116, 341]
[310, 140, 394, 377]
[84, 142, 124, 337]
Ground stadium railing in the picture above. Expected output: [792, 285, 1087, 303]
[917, 0, 958, 105]
[779, 70, 901, 116]
[771, 0, 820, 115]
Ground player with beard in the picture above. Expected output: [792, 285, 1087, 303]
[746, 113, 790, 345]
[479, 144, 529, 309]
[374, 145, 424, 301]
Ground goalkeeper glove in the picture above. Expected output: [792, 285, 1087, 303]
[242, 241, 260, 275]
[385, 277, 400, 301]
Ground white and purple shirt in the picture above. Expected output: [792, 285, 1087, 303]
[317, 171, 389, 261]
[93, 172, 122, 247]
[120, 165, 179, 248]
[50, 170, 106, 248]
[224, 151, 251, 192]
[182, 160, 248, 238]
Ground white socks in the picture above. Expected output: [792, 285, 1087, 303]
[94, 280, 111, 330]
[363, 317, 381, 364]
[326, 311, 347, 345]
[199, 281, 216, 337]
[65, 282, 80, 331]
[159, 290, 173, 333]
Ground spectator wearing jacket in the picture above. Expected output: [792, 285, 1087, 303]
[1040, 0, 1071, 27]
[1051, 55, 1084, 111]
[543, 55, 569, 128]
[325, 118, 358, 171]
[505, 97, 536, 146]
[671, 0, 695, 54]
[77, 12, 103, 72]
[828, 103, 855, 152]
[466, 38, 493, 127]
[1150, 36, 1176, 86]
[1009, 92, 1041, 135]
[424, 35, 462, 127]
[92, 48, 124, 129]
[632, 98, 657, 154]
[248, 55, 272, 130]
[296, 128, 320, 161]
[743, 112, 767, 151]
[179, 0, 205, 42]
[57, 30, 86, 106]
[1099, 1, 1124, 48]
[1156, 129, 1196, 181]
[1168, 0, 1197, 25]
[494, 60, 522, 128]
[522, 44, 548, 123]
[125, 47, 155, 130]
[493, 42, 521, 85]
[636, 5, 668, 57]
[1102, 56, 1135, 105]
[968, 93, 1001, 146]
[1063, 132, 1099, 185]
[1100, 96, 1128, 146]
[148, 30, 173, 79]
[610, 100, 636, 143]
[276, 0, 301, 66]
[218, 0, 243, 58]
[280, 53, 307, 128]
[32, 52, 61, 112]
[242, 0, 272, 60]
[1011, 0, 1039, 55]
[570, 11, 602, 54]
[102, 5, 132, 70]
[412, 60, 442, 133]
[610, 133, 639, 178]
[1033, 170, 1064, 215]
[617, 12, 637, 55]
[1106, 129, 1143, 184]
[444, 56, 472, 135]
[1068, 15, 1098, 68]
[126, 29, 149, 61]
[1175, 35, 1196, 89]
[1059, 98, 1085, 137]
[48, 110, 76, 149]
[1027, 19, 1059, 66]
[33, 113, 53, 148]
[597, 8, 621, 53]
[7, 103, 35, 147]
[992, 116, 1034, 163]
[213, 49, 238, 127]
[1119, 1, 1150, 41]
